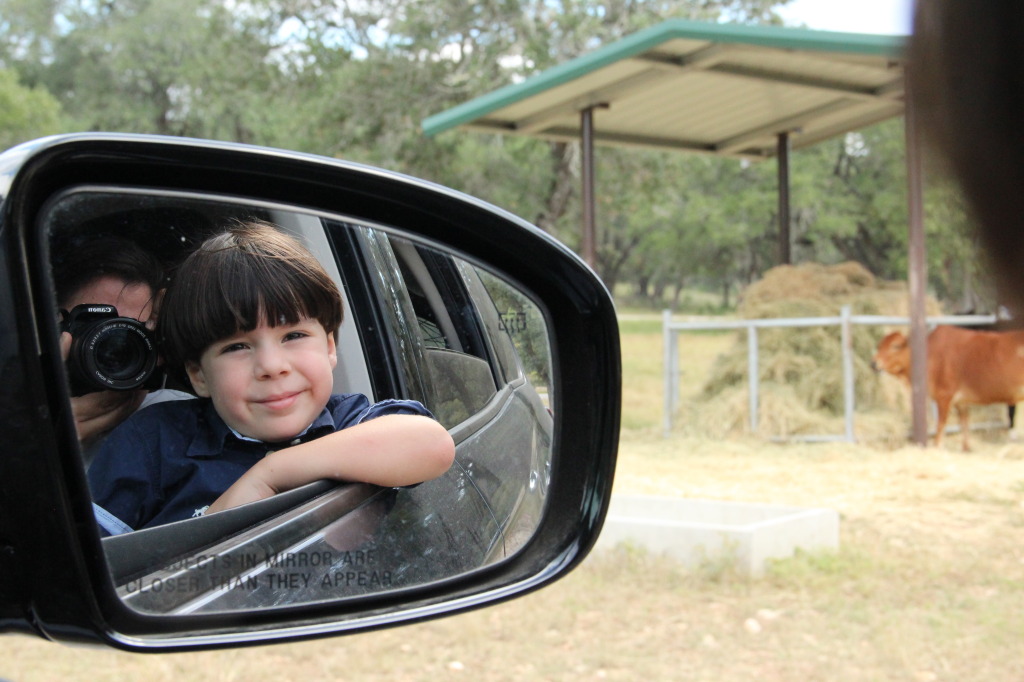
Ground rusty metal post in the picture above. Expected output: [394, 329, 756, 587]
[777, 131, 792, 265]
[905, 93, 929, 446]
[580, 106, 598, 269]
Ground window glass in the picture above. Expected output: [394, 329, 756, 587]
[385, 237, 498, 427]
[474, 268, 553, 411]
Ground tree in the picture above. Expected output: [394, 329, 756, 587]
[16, 0, 949, 310]
[0, 67, 63, 150]
[0, 0, 309, 142]
[923, 171, 989, 312]
[300, 0, 794, 252]
[790, 120, 909, 279]
[786, 118, 987, 312]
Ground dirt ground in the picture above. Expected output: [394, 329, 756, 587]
[4, 321, 1024, 680]
[4, 432, 1024, 681]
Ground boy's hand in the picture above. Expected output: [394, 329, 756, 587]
[61, 331, 145, 447]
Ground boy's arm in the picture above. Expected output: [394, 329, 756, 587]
[205, 414, 455, 514]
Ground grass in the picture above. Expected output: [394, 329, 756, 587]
[5, 315, 1024, 680]
[618, 322, 729, 432]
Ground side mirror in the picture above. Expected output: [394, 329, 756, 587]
[0, 134, 620, 650]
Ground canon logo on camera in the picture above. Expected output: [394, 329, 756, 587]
[86, 305, 115, 314]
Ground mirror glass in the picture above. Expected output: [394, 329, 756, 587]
[44, 188, 554, 614]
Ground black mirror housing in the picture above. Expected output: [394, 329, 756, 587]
[0, 134, 620, 650]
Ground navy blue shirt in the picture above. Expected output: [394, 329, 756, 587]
[87, 393, 431, 532]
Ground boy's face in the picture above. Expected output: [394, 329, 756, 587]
[185, 317, 338, 443]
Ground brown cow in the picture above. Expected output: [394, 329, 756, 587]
[872, 326, 1024, 450]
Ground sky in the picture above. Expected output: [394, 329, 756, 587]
[776, 0, 914, 35]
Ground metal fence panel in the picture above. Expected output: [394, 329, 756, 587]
[662, 309, 997, 439]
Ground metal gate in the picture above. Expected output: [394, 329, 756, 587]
[662, 307, 997, 440]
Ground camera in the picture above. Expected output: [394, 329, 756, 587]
[61, 304, 162, 396]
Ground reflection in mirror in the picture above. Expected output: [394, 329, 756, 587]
[44, 188, 554, 614]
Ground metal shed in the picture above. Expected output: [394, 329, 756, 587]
[424, 19, 907, 266]
[423, 20, 905, 157]
[423, 19, 932, 446]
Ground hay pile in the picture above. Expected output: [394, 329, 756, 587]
[687, 262, 940, 442]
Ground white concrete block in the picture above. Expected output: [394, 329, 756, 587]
[594, 495, 839, 576]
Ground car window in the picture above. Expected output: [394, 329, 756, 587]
[325, 221, 432, 405]
[378, 235, 503, 428]
[473, 266, 553, 412]
[375, 235, 554, 428]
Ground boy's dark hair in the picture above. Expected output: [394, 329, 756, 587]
[158, 219, 343, 370]
[52, 236, 165, 311]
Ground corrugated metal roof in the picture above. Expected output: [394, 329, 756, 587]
[423, 19, 907, 159]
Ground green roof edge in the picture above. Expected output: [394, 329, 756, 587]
[422, 18, 907, 137]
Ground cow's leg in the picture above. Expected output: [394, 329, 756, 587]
[956, 404, 971, 452]
[934, 396, 951, 448]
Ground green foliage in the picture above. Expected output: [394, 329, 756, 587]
[0, 68, 63, 150]
[923, 173, 990, 311]
[790, 122, 910, 279]
[0, 0, 986, 312]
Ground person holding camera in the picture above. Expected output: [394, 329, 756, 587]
[53, 236, 191, 458]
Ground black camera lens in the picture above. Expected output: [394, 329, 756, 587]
[91, 326, 150, 381]
[75, 321, 157, 391]
[62, 304, 159, 395]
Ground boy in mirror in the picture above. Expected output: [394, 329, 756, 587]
[87, 220, 455, 534]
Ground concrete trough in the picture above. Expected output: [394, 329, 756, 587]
[595, 495, 839, 576]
